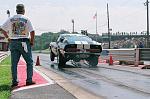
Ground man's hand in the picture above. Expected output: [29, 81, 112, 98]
[30, 31, 35, 46]
[7, 38, 11, 42]
[29, 38, 34, 46]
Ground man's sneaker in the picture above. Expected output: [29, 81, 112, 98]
[26, 81, 36, 86]
[11, 83, 18, 88]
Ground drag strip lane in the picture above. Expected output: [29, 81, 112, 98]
[64, 68, 150, 95]
[33, 53, 150, 99]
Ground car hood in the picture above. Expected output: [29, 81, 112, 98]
[68, 40, 101, 45]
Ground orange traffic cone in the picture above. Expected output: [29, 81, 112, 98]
[35, 56, 41, 66]
[109, 54, 113, 65]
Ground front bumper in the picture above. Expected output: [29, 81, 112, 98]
[64, 52, 100, 60]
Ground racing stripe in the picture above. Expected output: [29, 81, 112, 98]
[81, 41, 88, 44]
[75, 41, 82, 44]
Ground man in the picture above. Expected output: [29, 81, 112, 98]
[0, 4, 35, 87]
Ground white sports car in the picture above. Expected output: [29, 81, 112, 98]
[49, 33, 102, 68]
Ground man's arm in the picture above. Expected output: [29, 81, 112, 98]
[30, 31, 35, 46]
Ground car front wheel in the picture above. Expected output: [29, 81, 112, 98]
[50, 50, 55, 61]
[58, 52, 66, 68]
[87, 55, 98, 67]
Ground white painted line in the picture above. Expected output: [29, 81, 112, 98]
[34, 68, 55, 84]
[12, 83, 52, 92]
[20, 57, 26, 62]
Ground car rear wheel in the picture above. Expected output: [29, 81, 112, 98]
[87, 55, 98, 67]
[50, 50, 55, 61]
[58, 52, 66, 68]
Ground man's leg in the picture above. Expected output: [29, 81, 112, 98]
[21, 41, 34, 83]
[10, 42, 21, 85]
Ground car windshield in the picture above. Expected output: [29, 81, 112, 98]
[64, 35, 93, 42]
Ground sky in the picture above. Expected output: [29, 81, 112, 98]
[0, 0, 148, 35]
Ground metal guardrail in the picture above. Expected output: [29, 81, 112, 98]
[139, 48, 150, 61]
[108, 49, 136, 61]
[100, 48, 150, 65]
[101, 49, 136, 62]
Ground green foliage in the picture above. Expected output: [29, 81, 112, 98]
[33, 32, 59, 50]
[0, 56, 11, 99]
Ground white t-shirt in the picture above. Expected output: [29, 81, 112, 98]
[1, 14, 34, 39]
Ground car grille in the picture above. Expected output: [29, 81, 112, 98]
[64, 44, 102, 53]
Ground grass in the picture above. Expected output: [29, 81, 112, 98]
[0, 56, 11, 99]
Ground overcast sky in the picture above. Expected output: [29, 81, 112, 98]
[0, 0, 148, 35]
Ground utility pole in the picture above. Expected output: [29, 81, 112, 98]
[93, 12, 98, 41]
[144, 0, 149, 48]
[107, 3, 111, 49]
[72, 19, 74, 33]
[95, 12, 98, 35]
[95, 12, 98, 41]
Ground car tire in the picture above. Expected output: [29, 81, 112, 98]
[50, 50, 55, 61]
[87, 55, 98, 67]
[58, 52, 66, 68]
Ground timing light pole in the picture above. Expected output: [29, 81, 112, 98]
[144, 0, 149, 48]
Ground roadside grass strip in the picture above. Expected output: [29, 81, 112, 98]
[0, 56, 11, 99]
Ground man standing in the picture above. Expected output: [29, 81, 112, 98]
[0, 4, 35, 87]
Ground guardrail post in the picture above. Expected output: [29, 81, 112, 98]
[134, 48, 140, 66]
